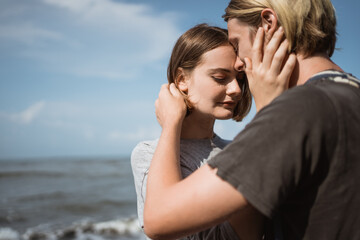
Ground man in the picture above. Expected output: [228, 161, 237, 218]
[144, 0, 360, 239]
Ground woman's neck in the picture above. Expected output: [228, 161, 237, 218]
[180, 113, 215, 139]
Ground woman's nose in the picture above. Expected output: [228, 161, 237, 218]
[227, 78, 241, 97]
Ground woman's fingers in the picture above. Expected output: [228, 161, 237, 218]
[278, 53, 296, 85]
[263, 25, 275, 47]
[246, 26, 295, 112]
[169, 83, 183, 98]
[251, 26, 285, 72]
[158, 83, 170, 98]
[270, 39, 290, 74]
[251, 27, 265, 67]
[244, 57, 256, 93]
[262, 27, 284, 70]
[155, 82, 187, 128]
[244, 57, 253, 76]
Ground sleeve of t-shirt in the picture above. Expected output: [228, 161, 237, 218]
[208, 86, 336, 218]
[130, 141, 155, 229]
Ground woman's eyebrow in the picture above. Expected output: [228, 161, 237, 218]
[207, 68, 231, 74]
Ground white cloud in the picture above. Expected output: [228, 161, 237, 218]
[0, 101, 46, 124]
[40, 0, 180, 61]
[0, 99, 159, 141]
[0, 0, 181, 81]
[0, 23, 65, 45]
[19, 101, 46, 124]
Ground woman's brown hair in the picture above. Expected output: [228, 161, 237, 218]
[167, 23, 251, 121]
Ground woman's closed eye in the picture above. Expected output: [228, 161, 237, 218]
[211, 75, 227, 82]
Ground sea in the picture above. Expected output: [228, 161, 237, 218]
[0, 156, 145, 240]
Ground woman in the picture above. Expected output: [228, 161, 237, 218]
[131, 23, 253, 239]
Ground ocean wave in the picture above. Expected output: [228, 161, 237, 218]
[17, 192, 67, 203]
[0, 170, 132, 180]
[0, 171, 65, 179]
[0, 217, 143, 240]
[53, 199, 134, 214]
[0, 228, 19, 240]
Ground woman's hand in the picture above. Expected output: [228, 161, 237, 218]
[155, 83, 187, 129]
[244, 27, 296, 112]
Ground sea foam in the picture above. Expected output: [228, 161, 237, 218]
[0, 217, 142, 240]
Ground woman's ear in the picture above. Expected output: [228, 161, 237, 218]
[261, 8, 278, 38]
[175, 68, 189, 93]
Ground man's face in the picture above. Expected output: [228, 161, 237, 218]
[227, 18, 256, 72]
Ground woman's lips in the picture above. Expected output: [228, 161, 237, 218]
[219, 101, 236, 108]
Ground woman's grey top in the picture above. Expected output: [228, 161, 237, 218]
[131, 134, 240, 240]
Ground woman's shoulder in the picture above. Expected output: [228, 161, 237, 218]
[213, 134, 232, 148]
[131, 139, 158, 165]
[131, 139, 158, 157]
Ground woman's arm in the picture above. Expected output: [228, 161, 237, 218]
[144, 85, 264, 240]
[145, 163, 248, 239]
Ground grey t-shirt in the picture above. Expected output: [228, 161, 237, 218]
[131, 134, 239, 240]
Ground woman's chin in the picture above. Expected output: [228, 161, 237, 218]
[214, 111, 234, 120]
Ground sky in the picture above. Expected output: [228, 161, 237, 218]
[0, 0, 359, 159]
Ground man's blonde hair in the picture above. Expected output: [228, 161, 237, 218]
[224, 0, 337, 57]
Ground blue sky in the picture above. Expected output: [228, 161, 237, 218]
[0, 0, 359, 159]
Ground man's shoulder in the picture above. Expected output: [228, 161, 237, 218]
[308, 70, 360, 86]
[258, 84, 326, 118]
[254, 70, 360, 129]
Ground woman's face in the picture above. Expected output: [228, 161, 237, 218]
[185, 44, 242, 120]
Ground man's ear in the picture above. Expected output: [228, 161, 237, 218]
[175, 68, 189, 93]
[261, 8, 278, 39]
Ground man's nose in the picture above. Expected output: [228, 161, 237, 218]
[234, 56, 245, 72]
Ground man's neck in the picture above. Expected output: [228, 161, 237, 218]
[289, 52, 343, 87]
